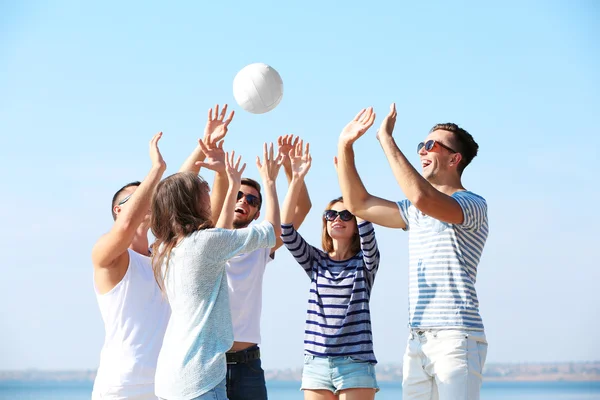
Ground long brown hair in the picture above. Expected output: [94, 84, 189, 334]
[151, 172, 214, 293]
[321, 197, 360, 256]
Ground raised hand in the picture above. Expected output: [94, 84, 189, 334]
[150, 131, 166, 170]
[204, 104, 234, 146]
[376, 103, 397, 141]
[224, 151, 246, 188]
[256, 142, 283, 183]
[339, 107, 376, 146]
[288, 140, 312, 180]
[195, 140, 226, 173]
[277, 134, 300, 166]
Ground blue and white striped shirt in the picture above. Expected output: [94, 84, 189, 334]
[281, 222, 380, 363]
[397, 191, 488, 330]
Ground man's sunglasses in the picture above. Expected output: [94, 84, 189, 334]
[323, 209, 354, 222]
[118, 194, 132, 206]
[237, 191, 260, 208]
[417, 140, 458, 154]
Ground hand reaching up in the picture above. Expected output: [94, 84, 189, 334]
[376, 103, 397, 142]
[224, 151, 246, 189]
[339, 107, 376, 146]
[204, 104, 234, 146]
[288, 140, 311, 180]
[256, 142, 283, 183]
[277, 134, 300, 167]
[150, 131, 166, 171]
[195, 140, 226, 173]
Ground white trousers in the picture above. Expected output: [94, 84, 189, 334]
[91, 383, 158, 400]
[402, 329, 488, 400]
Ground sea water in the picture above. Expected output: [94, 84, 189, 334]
[1, 380, 599, 399]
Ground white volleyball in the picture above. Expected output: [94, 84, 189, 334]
[233, 63, 283, 114]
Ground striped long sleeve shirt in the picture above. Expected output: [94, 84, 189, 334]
[281, 221, 380, 363]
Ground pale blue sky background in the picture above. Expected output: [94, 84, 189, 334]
[0, 1, 598, 370]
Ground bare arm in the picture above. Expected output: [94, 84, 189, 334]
[194, 140, 229, 225]
[179, 104, 235, 174]
[180, 104, 235, 224]
[272, 135, 312, 252]
[92, 132, 167, 269]
[256, 143, 283, 238]
[215, 151, 246, 229]
[281, 140, 312, 226]
[376, 104, 464, 224]
[336, 108, 406, 229]
[179, 142, 206, 175]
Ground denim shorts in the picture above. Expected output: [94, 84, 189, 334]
[301, 355, 379, 394]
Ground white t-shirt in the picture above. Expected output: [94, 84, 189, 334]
[226, 247, 274, 344]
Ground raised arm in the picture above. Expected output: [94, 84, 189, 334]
[180, 104, 234, 225]
[92, 132, 167, 269]
[336, 108, 406, 229]
[279, 141, 318, 276]
[281, 140, 311, 225]
[376, 103, 464, 224]
[215, 151, 246, 229]
[195, 140, 229, 225]
[271, 135, 312, 252]
[256, 142, 283, 238]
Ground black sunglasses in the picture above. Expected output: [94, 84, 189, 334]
[323, 209, 354, 222]
[117, 194, 132, 206]
[417, 140, 458, 154]
[237, 191, 260, 208]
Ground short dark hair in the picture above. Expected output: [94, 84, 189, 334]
[430, 123, 479, 175]
[111, 181, 141, 220]
[241, 178, 262, 209]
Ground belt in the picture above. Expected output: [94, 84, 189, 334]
[226, 346, 261, 364]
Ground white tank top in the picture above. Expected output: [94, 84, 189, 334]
[93, 249, 170, 391]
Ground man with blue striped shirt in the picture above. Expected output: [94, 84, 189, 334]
[336, 104, 489, 400]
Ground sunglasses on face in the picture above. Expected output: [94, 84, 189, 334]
[117, 194, 132, 206]
[417, 140, 458, 154]
[323, 209, 354, 222]
[237, 191, 260, 208]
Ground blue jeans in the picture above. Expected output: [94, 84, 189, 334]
[226, 352, 268, 400]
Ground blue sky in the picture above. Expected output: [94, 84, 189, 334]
[0, 1, 598, 370]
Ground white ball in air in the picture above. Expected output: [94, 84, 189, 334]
[233, 63, 283, 114]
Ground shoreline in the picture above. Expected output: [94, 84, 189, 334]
[1, 361, 599, 383]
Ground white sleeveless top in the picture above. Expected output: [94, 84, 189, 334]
[93, 249, 171, 393]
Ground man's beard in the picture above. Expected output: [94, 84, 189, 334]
[233, 219, 250, 229]
[232, 210, 258, 229]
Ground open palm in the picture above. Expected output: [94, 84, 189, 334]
[289, 141, 311, 179]
[204, 104, 234, 146]
[196, 140, 226, 173]
[149, 131, 166, 170]
[225, 151, 246, 187]
[339, 107, 376, 145]
[256, 142, 283, 182]
[376, 103, 397, 141]
[278, 134, 300, 166]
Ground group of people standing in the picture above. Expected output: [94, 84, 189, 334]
[91, 103, 489, 400]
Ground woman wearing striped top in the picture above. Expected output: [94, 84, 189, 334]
[280, 141, 380, 399]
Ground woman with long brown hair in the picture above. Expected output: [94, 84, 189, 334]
[280, 142, 381, 400]
[151, 144, 282, 400]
